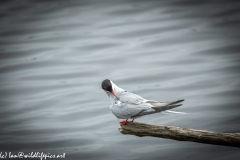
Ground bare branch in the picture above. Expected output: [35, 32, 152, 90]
[119, 122, 240, 148]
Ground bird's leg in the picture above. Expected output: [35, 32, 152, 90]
[120, 118, 128, 126]
[119, 119, 125, 125]
[131, 119, 134, 123]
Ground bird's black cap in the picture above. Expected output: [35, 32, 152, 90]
[101, 79, 113, 92]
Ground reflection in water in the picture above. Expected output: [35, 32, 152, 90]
[0, 0, 240, 159]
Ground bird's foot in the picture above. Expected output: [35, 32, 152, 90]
[120, 119, 128, 126]
[120, 121, 127, 126]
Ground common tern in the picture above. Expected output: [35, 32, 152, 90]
[101, 79, 184, 126]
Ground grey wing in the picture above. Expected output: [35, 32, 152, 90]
[110, 102, 154, 119]
[110, 103, 133, 119]
[145, 99, 184, 107]
[118, 91, 145, 105]
[132, 99, 185, 118]
[132, 104, 183, 118]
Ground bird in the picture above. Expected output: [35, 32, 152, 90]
[101, 79, 184, 126]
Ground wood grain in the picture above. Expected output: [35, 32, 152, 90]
[119, 122, 240, 148]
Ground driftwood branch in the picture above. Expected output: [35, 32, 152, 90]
[119, 122, 240, 148]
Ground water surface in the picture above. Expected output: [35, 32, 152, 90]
[0, 0, 240, 160]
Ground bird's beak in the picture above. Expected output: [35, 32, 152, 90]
[103, 90, 119, 100]
[111, 91, 117, 97]
[111, 91, 119, 100]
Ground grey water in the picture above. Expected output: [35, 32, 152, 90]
[0, 0, 240, 159]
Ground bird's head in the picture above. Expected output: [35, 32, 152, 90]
[101, 79, 118, 98]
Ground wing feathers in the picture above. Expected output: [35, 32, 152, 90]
[146, 99, 184, 107]
[132, 104, 182, 118]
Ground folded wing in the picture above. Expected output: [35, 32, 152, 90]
[132, 99, 184, 118]
[118, 91, 146, 105]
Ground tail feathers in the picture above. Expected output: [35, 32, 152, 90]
[146, 99, 184, 107]
[132, 104, 182, 118]
[168, 99, 184, 105]
[131, 99, 185, 119]
[163, 110, 187, 114]
[152, 104, 182, 113]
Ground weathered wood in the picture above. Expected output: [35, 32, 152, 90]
[119, 122, 240, 148]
